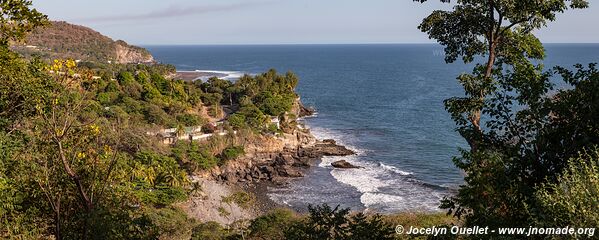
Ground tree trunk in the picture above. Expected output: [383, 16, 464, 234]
[55, 199, 61, 240]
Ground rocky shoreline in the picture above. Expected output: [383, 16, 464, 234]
[214, 139, 355, 186]
[183, 101, 355, 223]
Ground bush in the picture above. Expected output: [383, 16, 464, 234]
[144, 104, 176, 127]
[138, 206, 195, 240]
[191, 221, 231, 240]
[221, 191, 254, 209]
[535, 147, 599, 228]
[176, 113, 205, 126]
[227, 113, 246, 129]
[202, 123, 217, 134]
[97, 91, 119, 105]
[172, 142, 220, 171]
[221, 146, 245, 161]
[248, 209, 297, 239]
[286, 204, 395, 240]
[135, 184, 188, 206]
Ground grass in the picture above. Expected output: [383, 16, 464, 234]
[221, 191, 255, 210]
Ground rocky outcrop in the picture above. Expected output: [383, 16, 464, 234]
[212, 138, 355, 186]
[311, 139, 355, 156]
[115, 40, 155, 64]
[331, 160, 361, 169]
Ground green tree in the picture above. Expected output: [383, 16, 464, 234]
[32, 60, 122, 239]
[414, 0, 592, 229]
[416, 0, 588, 149]
[0, 0, 47, 45]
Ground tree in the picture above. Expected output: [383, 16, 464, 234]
[0, 0, 48, 45]
[286, 204, 395, 240]
[414, 0, 593, 229]
[415, 0, 588, 149]
[32, 60, 121, 239]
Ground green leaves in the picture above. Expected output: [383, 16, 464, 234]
[416, 0, 595, 231]
[0, 0, 48, 45]
[535, 147, 599, 228]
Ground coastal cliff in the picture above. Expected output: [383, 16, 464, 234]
[11, 21, 155, 64]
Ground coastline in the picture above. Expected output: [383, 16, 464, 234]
[180, 100, 357, 224]
[174, 70, 245, 81]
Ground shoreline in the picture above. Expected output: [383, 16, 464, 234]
[174, 70, 244, 81]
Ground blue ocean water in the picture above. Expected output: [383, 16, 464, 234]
[146, 44, 599, 212]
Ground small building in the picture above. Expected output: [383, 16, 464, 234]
[270, 116, 280, 129]
[150, 126, 203, 144]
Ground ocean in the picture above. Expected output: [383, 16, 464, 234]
[145, 44, 599, 213]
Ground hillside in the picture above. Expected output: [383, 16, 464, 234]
[11, 21, 154, 64]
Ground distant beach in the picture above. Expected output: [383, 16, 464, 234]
[175, 70, 246, 81]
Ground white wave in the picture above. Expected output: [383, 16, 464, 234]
[380, 163, 413, 176]
[192, 70, 250, 81]
[361, 193, 404, 206]
[291, 103, 445, 212]
[317, 150, 444, 211]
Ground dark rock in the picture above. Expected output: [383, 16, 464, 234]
[223, 172, 238, 182]
[299, 103, 315, 117]
[277, 166, 304, 178]
[331, 160, 361, 169]
[312, 142, 355, 156]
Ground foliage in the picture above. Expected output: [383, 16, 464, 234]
[172, 142, 220, 171]
[286, 204, 395, 240]
[535, 147, 599, 228]
[199, 69, 299, 131]
[136, 206, 195, 240]
[177, 113, 206, 126]
[416, 0, 595, 231]
[247, 209, 297, 240]
[221, 146, 245, 161]
[0, 47, 53, 129]
[0, 0, 47, 45]
[222, 191, 255, 210]
[191, 221, 234, 240]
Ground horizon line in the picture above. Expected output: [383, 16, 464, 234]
[138, 42, 599, 47]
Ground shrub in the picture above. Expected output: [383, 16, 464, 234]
[202, 123, 217, 133]
[176, 113, 205, 126]
[172, 142, 219, 171]
[227, 113, 246, 129]
[135, 184, 188, 206]
[535, 147, 599, 228]
[221, 146, 245, 161]
[97, 91, 119, 105]
[221, 191, 254, 209]
[248, 209, 297, 240]
[138, 207, 195, 240]
[285, 204, 395, 240]
[191, 221, 231, 240]
[144, 104, 176, 127]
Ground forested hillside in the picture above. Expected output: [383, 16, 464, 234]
[11, 21, 154, 64]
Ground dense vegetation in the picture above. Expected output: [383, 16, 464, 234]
[190, 205, 454, 240]
[0, 2, 304, 238]
[417, 0, 599, 238]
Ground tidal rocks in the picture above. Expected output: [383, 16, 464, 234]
[215, 139, 355, 185]
[312, 139, 355, 156]
[331, 160, 361, 169]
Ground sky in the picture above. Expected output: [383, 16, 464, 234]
[33, 0, 599, 45]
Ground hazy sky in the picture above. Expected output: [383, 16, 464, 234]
[33, 0, 599, 45]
